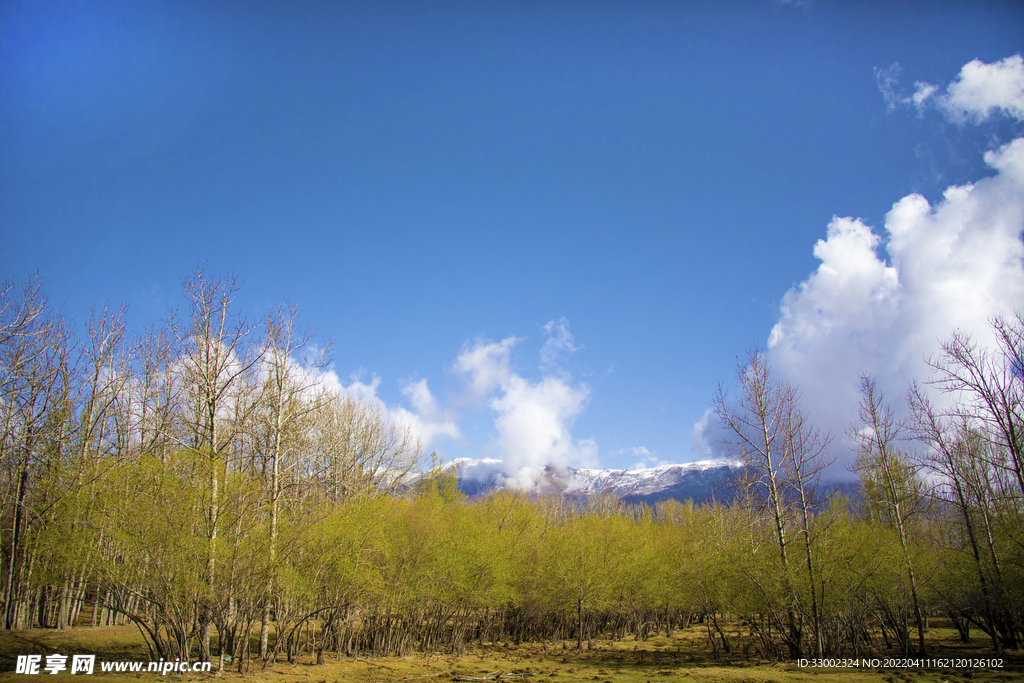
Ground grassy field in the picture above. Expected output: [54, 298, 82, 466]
[0, 621, 1020, 682]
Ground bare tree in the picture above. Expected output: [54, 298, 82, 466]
[0, 278, 50, 474]
[168, 266, 262, 661]
[780, 388, 833, 659]
[253, 303, 330, 660]
[0, 276, 47, 392]
[851, 376, 927, 656]
[49, 303, 132, 630]
[307, 393, 423, 502]
[0, 291, 73, 629]
[72, 303, 129, 465]
[714, 349, 802, 657]
[927, 312, 1024, 497]
[132, 325, 179, 464]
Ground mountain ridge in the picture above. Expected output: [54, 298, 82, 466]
[446, 458, 746, 506]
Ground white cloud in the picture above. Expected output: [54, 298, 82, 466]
[451, 321, 595, 490]
[328, 369, 382, 403]
[306, 318, 595, 468]
[876, 63, 906, 112]
[940, 55, 1024, 123]
[775, 0, 813, 10]
[766, 136, 1024, 467]
[487, 372, 594, 489]
[318, 369, 461, 449]
[616, 445, 652, 459]
[401, 377, 439, 416]
[540, 317, 581, 370]
[911, 81, 938, 109]
[491, 375, 590, 468]
[766, 215, 900, 379]
[875, 65, 937, 116]
[392, 378, 462, 446]
[878, 55, 1024, 123]
[388, 407, 461, 448]
[690, 407, 734, 461]
[451, 336, 520, 400]
[760, 56, 1024, 471]
[614, 446, 672, 470]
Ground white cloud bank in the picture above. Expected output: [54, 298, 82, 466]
[755, 56, 1024, 467]
[453, 319, 595, 490]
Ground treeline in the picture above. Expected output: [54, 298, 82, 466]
[0, 269, 1022, 669]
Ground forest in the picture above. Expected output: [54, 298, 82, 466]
[0, 268, 1021, 672]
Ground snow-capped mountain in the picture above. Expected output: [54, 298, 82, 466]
[561, 460, 745, 504]
[445, 458, 745, 506]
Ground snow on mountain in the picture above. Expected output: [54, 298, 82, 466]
[444, 458, 745, 505]
[563, 460, 744, 501]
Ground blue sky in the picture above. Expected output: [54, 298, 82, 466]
[2, 1, 1023, 477]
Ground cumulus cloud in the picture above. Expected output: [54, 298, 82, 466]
[766, 137, 1024, 467]
[752, 56, 1024, 471]
[490, 375, 594, 486]
[767, 215, 900, 386]
[452, 320, 595, 490]
[940, 55, 1024, 123]
[877, 55, 1024, 122]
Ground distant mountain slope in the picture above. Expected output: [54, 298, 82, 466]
[565, 461, 746, 505]
[447, 458, 746, 506]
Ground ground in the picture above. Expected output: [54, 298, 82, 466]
[0, 621, 1019, 682]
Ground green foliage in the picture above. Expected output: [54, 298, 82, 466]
[5, 274, 1023, 660]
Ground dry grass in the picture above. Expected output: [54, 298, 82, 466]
[0, 621, 1020, 683]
